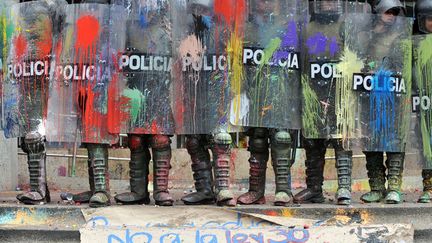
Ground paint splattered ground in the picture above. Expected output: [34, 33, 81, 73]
[0, 190, 429, 207]
[0, 190, 430, 242]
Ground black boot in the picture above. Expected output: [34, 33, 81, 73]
[87, 144, 110, 208]
[212, 132, 236, 206]
[182, 135, 215, 205]
[335, 149, 353, 205]
[361, 152, 386, 203]
[294, 139, 326, 203]
[17, 132, 50, 204]
[151, 135, 173, 206]
[271, 130, 293, 206]
[62, 159, 94, 203]
[237, 128, 269, 205]
[385, 152, 404, 204]
[115, 135, 151, 204]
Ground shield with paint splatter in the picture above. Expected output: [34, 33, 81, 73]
[301, 1, 371, 142]
[106, 0, 175, 135]
[229, 0, 307, 130]
[343, 13, 412, 152]
[46, 3, 126, 144]
[412, 34, 432, 169]
[0, 0, 15, 131]
[171, 0, 243, 134]
[3, 0, 66, 138]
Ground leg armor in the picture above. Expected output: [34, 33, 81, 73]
[151, 135, 173, 206]
[237, 128, 269, 205]
[360, 151, 386, 203]
[332, 140, 353, 205]
[419, 169, 432, 203]
[270, 129, 293, 206]
[211, 132, 235, 206]
[87, 143, 110, 208]
[17, 132, 50, 204]
[115, 134, 151, 205]
[293, 138, 326, 203]
[385, 152, 404, 204]
[182, 135, 215, 205]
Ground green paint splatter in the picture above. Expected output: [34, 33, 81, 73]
[122, 88, 146, 124]
[301, 74, 320, 138]
[251, 38, 281, 125]
[415, 35, 432, 167]
[400, 38, 412, 143]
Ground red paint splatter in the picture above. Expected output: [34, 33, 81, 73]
[150, 120, 160, 134]
[264, 210, 279, 217]
[36, 20, 53, 58]
[214, 0, 246, 32]
[75, 15, 100, 49]
[73, 14, 117, 144]
[14, 34, 28, 59]
[107, 71, 130, 134]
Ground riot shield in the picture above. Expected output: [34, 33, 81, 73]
[411, 34, 432, 168]
[228, 0, 307, 130]
[172, 0, 244, 134]
[344, 13, 412, 152]
[106, 0, 174, 135]
[0, 1, 15, 130]
[3, 0, 64, 138]
[46, 3, 125, 144]
[301, 1, 371, 140]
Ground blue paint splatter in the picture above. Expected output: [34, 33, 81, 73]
[139, 12, 148, 28]
[202, 15, 213, 29]
[369, 68, 396, 151]
[0, 213, 16, 224]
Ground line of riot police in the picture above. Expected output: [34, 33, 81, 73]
[1, 0, 432, 208]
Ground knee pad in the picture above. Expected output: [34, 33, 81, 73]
[249, 138, 269, 154]
[249, 128, 269, 139]
[128, 135, 146, 150]
[186, 135, 202, 153]
[213, 132, 232, 145]
[22, 132, 46, 154]
[303, 138, 326, 151]
[151, 135, 171, 149]
[271, 130, 291, 145]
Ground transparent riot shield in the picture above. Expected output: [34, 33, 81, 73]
[228, 0, 307, 130]
[106, 0, 174, 135]
[411, 34, 432, 168]
[301, 1, 371, 140]
[3, 0, 65, 138]
[46, 3, 125, 144]
[0, 1, 15, 130]
[344, 13, 412, 152]
[172, 0, 243, 134]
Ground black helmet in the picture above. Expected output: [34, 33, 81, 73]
[311, 0, 344, 24]
[415, 0, 432, 33]
[313, 0, 344, 15]
[372, 0, 405, 16]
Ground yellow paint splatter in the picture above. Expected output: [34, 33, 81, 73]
[335, 48, 363, 145]
[280, 208, 293, 218]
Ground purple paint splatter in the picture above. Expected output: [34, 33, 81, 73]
[306, 32, 327, 56]
[281, 21, 299, 48]
[272, 20, 298, 63]
[328, 36, 340, 57]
